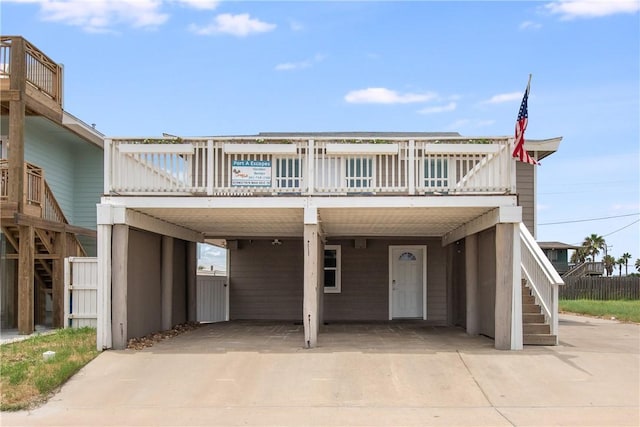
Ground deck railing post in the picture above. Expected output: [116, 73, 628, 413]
[104, 139, 112, 195]
[307, 139, 315, 195]
[207, 139, 214, 195]
[408, 140, 415, 195]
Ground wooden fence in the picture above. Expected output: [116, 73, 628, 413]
[560, 276, 640, 300]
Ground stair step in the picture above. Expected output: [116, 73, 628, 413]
[524, 323, 551, 334]
[522, 304, 542, 313]
[522, 295, 535, 304]
[523, 313, 545, 323]
[524, 334, 557, 346]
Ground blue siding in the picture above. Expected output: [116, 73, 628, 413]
[24, 126, 76, 223]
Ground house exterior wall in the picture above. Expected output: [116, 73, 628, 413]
[229, 239, 304, 320]
[516, 161, 535, 236]
[126, 229, 162, 338]
[448, 240, 466, 328]
[477, 227, 497, 338]
[73, 143, 103, 256]
[228, 237, 449, 323]
[24, 126, 76, 223]
[172, 238, 187, 325]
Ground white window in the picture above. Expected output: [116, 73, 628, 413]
[324, 245, 341, 293]
[275, 157, 303, 189]
[424, 157, 448, 188]
[345, 157, 373, 189]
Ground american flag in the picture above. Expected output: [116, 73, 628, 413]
[512, 76, 539, 165]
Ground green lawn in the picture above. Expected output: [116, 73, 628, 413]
[1, 327, 98, 411]
[560, 299, 640, 323]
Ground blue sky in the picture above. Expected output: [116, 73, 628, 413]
[3, 0, 639, 266]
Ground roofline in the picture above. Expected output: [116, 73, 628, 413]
[62, 111, 104, 149]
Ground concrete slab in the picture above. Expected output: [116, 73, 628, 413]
[1, 316, 638, 426]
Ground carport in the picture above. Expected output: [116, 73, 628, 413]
[97, 195, 523, 351]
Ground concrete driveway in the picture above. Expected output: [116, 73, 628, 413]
[2, 315, 638, 426]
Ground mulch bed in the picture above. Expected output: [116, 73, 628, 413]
[127, 322, 202, 350]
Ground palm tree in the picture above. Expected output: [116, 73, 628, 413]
[582, 234, 606, 262]
[621, 253, 632, 275]
[603, 255, 616, 277]
[571, 247, 587, 264]
[636, 258, 640, 273]
[617, 257, 625, 276]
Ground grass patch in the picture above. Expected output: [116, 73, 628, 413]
[1, 327, 98, 411]
[560, 299, 640, 323]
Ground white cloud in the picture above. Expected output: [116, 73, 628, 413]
[275, 54, 325, 71]
[289, 20, 304, 31]
[32, 0, 169, 32]
[545, 0, 640, 20]
[344, 88, 437, 104]
[519, 20, 542, 30]
[189, 13, 276, 36]
[483, 92, 523, 104]
[418, 102, 457, 114]
[172, 0, 219, 10]
[3, 0, 221, 32]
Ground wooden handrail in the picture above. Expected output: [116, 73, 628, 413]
[0, 36, 63, 106]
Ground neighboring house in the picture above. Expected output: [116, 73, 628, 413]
[538, 241, 580, 275]
[0, 36, 103, 333]
[96, 131, 564, 351]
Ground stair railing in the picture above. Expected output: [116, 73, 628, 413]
[519, 223, 564, 336]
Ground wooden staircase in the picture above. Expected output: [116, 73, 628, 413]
[522, 280, 558, 345]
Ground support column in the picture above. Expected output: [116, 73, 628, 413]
[161, 235, 174, 331]
[465, 234, 479, 335]
[52, 231, 66, 328]
[111, 224, 129, 350]
[303, 223, 321, 348]
[18, 225, 34, 334]
[494, 223, 523, 350]
[97, 223, 112, 350]
[8, 38, 26, 210]
[186, 241, 197, 323]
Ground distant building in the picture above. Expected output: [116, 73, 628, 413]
[538, 241, 580, 275]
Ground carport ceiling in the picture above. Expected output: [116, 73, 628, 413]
[133, 206, 494, 239]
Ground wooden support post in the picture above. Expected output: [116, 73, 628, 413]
[494, 223, 523, 350]
[161, 235, 174, 331]
[111, 224, 129, 350]
[8, 38, 26, 211]
[186, 241, 197, 323]
[18, 225, 34, 334]
[52, 231, 66, 327]
[465, 234, 479, 335]
[96, 222, 113, 350]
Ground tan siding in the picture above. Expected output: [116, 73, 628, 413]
[229, 238, 448, 323]
[516, 161, 535, 235]
[477, 227, 496, 338]
[127, 229, 162, 338]
[229, 239, 303, 320]
[172, 239, 187, 325]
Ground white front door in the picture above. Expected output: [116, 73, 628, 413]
[390, 246, 426, 319]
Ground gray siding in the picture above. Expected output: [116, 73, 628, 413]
[127, 229, 162, 339]
[229, 239, 304, 320]
[477, 227, 497, 338]
[516, 161, 535, 236]
[73, 143, 103, 231]
[172, 239, 187, 325]
[229, 238, 448, 323]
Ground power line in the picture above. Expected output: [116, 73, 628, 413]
[603, 219, 640, 238]
[538, 212, 639, 226]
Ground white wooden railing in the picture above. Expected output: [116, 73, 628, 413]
[105, 137, 516, 196]
[519, 223, 564, 337]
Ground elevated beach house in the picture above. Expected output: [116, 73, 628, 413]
[1, 36, 104, 333]
[97, 132, 563, 350]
